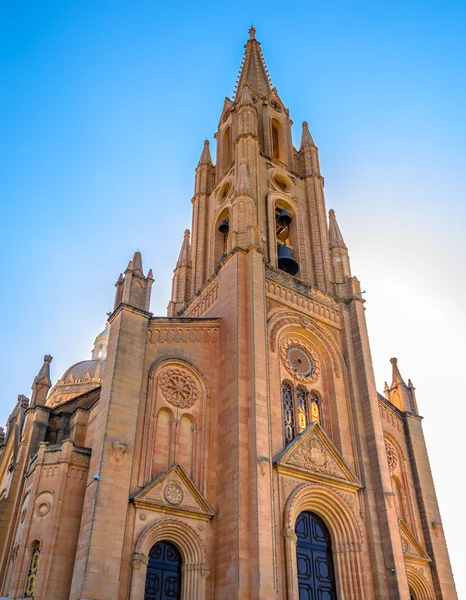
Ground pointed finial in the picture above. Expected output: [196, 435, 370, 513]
[34, 355, 52, 383]
[390, 357, 406, 386]
[249, 25, 256, 40]
[300, 121, 315, 149]
[132, 251, 143, 274]
[328, 209, 347, 249]
[176, 229, 192, 267]
[198, 139, 213, 166]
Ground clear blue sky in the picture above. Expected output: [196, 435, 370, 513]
[1, 0, 465, 595]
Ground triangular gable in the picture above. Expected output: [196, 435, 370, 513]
[131, 463, 214, 520]
[274, 422, 362, 488]
[399, 519, 431, 563]
[217, 97, 233, 126]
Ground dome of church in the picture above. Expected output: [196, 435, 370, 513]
[46, 324, 110, 407]
[61, 359, 105, 383]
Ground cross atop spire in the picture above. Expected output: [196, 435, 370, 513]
[234, 28, 273, 99]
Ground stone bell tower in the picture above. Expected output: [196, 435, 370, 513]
[0, 28, 457, 600]
[164, 26, 457, 599]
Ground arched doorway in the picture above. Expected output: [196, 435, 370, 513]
[295, 511, 337, 599]
[144, 541, 182, 600]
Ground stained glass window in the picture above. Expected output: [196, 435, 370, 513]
[282, 381, 295, 444]
[310, 391, 321, 424]
[24, 541, 40, 598]
[296, 386, 308, 433]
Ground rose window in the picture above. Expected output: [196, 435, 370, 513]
[280, 338, 320, 383]
[160, 367, 199, 408]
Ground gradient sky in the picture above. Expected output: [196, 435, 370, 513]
[1, 0, 465, 595]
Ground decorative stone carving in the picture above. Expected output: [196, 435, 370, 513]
[385, 440, 397, 471]
[139, 512, 147, 521]
[385, 491, 395, 509]
[432, 521, 442, 537]
[131, 553, 148, 570]
[148, 326, 219, 344]
[37, 502, 50, 516]
[280, 338, 320, 383]
[257, 456, 269, 475]
[112, 441, 127, 462]
[269, 314, 340, 378]
[160, 368, 199, 408]
[164, 482, 184, 505]
[287, 435, 343, 478]
[401, 537, 409, 553]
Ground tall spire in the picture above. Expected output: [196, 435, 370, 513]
[234, 27, 273, 99]
[328, 209, 347, 249]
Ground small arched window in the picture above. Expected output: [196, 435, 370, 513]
[282, 381, 295, 444]
[310, 391, 321, 425]
[296, 386, 308, 434]
[24, 541, 40, 598]
[271, 118, 281, 160]
[223, 126, 232, 170]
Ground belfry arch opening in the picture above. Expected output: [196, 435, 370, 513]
[275, 201, 300, 276]
[214, 208, 230, 267]
[271, 118, 283, 161]
[222, 126, 232, 171]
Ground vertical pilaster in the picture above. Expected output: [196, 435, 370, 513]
[70, 303, 150, 600]
[341, 291, 411, 599]
[405, 415, 458, 599]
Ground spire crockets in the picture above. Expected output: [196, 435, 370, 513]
[234, 27, 273, 98]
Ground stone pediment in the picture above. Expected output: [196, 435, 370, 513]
[274, 422, 362, 488]
[399, 519, 431, 563]
[131, 463, 214, 520]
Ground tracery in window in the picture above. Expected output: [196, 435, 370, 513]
[24, 541, 40, 598]
[282, 381, 295, 444]
[283, 383, 324, 445]
[310, 391, 321, 424]
[296, 386, 308, 433]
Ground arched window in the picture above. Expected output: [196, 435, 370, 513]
[310, 391, 321, 425]
[24, 541, 40, 598]
[296, 386, 308, 434]
[282, 381, 295, 444]
[283, 384, 324, 445]
[271, 118, 281, 160]
[214, 209, 230, 266]
[144, 540, 182, 600]
[222, 126, 232, 170]
[295, 512, 336, 598]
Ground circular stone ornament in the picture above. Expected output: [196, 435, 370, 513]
[280, 338, 320, 383]
[164, 482, 184, 506]
[37, 502, 50, 517]
[159, 367, 199, 408]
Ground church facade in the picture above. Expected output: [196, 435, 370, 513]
[0, 29, 457, 600]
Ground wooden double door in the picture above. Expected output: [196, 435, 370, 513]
[144, 541, 181, 600]
[296, 511, 337, 600]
